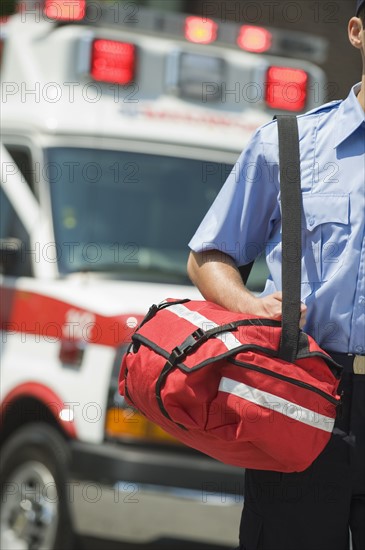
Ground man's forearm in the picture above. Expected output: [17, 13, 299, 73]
[187, 250, 306, 325]
[187, 250, 256, 313]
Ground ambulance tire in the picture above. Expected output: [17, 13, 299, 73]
[0, 423, 76, 550]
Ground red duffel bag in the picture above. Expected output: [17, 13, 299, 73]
[119, 115, 342, 472]
[119, 298, 341, 472]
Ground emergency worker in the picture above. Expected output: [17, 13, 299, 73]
[187, 2, 365, 549]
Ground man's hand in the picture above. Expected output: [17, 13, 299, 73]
[187, 250, 307, 328]
[252, 291, 307, 328]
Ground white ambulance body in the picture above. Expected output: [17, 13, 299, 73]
[0, 2, 327, 548]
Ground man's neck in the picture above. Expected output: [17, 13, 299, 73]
[357, 75, 365, 111]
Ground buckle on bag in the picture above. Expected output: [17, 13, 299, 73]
[170, 328, 208, 364]
[353, 355, 365, 375]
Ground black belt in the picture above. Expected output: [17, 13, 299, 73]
[328, 352, 365, 374]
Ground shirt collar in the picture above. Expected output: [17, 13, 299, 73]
[333, 83, 365, 149]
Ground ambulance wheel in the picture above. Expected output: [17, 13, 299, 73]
[0, 423, 75, 550]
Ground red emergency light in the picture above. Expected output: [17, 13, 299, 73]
[90, 39, 135, 85]
[265, 66, 308, 111]
[185, 16, 218, 45]
[44, 0, 86, 21]
[237, 25, 272, 53]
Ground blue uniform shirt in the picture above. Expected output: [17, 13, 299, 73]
[189, 84, 365, 354]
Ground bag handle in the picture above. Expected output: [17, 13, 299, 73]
[276, 115, 302, 362]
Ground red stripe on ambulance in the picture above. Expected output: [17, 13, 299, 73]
[0, 286, 141, 347]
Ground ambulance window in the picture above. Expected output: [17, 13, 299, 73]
[46, 147, 227, 283]
[45, 146, 269, 291]
[3, 145, 36, 195]
[0, 187, 32, 277]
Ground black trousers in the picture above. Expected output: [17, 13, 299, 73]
[237, 353, 365, 550]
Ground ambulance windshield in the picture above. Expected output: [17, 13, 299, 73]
[46, 146, 232, 285]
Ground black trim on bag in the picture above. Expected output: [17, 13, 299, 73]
[296, 351, 342, 378]
[154, 362, 188, 431]
[121, 343, 137, 407]
[132, 299, 191, 351]
[167, 320, 269, 365]
[134, 314, 340, 374]
[169, 328, 209, 364]
[133, 318, 281, 363]
[132, 329, 341, 375]
[123, 367, 136, 407]
[290, 332, 342, 378]
[153, 346, 340, 431]
[229, 358, 340, 406]
[133, 337, 282, 379]
[130, 331, 342, 421]
[175, 344, 279, 372]
[153, 345, 275, 428]
[131, 333, 171, 360]
[128, 320, 342, 430]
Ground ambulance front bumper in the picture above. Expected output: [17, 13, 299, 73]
[69, 440, 244, 547]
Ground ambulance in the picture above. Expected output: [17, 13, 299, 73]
[0, 1, 327, 548]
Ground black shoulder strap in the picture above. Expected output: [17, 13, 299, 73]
[276, 115, 302, 362]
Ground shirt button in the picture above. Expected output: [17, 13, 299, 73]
[359, 296, 365, 305]
[308, 217, 315, 227]
[355, 346, 364, 354]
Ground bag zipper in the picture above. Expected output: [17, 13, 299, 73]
[229, 358, 339, 406]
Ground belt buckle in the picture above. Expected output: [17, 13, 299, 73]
[353, 355, 365, 375]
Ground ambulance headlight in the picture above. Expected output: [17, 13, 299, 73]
[105, 345, 180, 446]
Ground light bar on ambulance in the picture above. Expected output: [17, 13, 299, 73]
[184, 16, 218, 45]
[44, 0, 86, 21]
[21, 0, 326, 64]
[237, 25, 272, 53]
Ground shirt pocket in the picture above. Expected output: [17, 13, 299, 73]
[301, 193, 350, 283]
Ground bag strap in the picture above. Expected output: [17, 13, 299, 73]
[276, 115, 302, 363]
